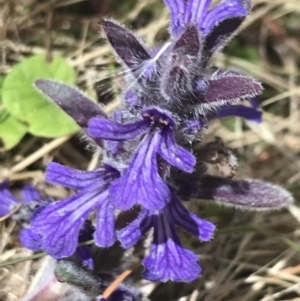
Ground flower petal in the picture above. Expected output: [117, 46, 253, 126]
[34, 80, 106, 128]
[19, 228, 42, 251]
[158, 130, 196, 172]
[109, 132, 172, 210]
[170, 196, 215, 241]
[31, 183, 106, 258]
[117, 209, 153, 248]
[198, 175, 294, 210]
[94, 195, 115, 247]
[202, 0, 248, 34]
[163, 0, 186, 36]
[186, 0, 212, 27]
[88, 117, 149, 141]
[209, 104, 263, 123]
[46, 162, 109, 190]
[143, 222, 200, 282]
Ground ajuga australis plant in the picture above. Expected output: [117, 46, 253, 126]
[3, 0, 294, 299]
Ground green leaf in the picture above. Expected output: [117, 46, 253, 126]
[2, 54, 79, 137]
[0, 108, 27, 149]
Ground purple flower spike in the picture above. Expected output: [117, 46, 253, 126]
[0, 180, 20, 217]
[31, 164, 120, 258]
[118, 194, 215, 282]
[89, 108, 195, 210]
[34, 80, 106, 129]
[197, 175, 294, 210]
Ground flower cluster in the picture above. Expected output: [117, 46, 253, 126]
[13, 0, 293, 285]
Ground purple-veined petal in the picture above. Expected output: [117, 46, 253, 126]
[34, 80, 106, 128]
[22, 185, 41, 205]
[186, 0, 212, 27]
[209, 104, 263, 123]
[143, 240, 201, 282]
[198, 176, 294, 210]
[159, 130, 196, 172]
[202, 74, 262, 107]
[117, 209, 153, 249]
[88, 117, 149, 141]
[46, 162, 109, 190]
[0, 180, 20, 217]
[170, 195, 215, 241]
[202, 0, 248, 34]
[19, 228, 42, 251]
[143, 216, 200, 282]
[163, 0, 186, 36]
[31, 183, 108, 258]
[109, 131, 172, 211]
[94, 195, 115, 247]
[101, 20, 151, 70]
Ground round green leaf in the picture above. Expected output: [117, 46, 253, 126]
[0, 108, 27, 150]
[2, 54, 79, 137]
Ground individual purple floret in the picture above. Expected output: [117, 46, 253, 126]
[88, 107, 195, 211]
[118, 194, 215, 282]
[31, 163, 120, 258]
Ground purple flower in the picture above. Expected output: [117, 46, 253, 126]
[0, 180, 20, 217]
[118, 193, 215, 282]
[30, 163, 120, 259]
[164, 0, 251, 61]
[88, 107, 195, 211]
